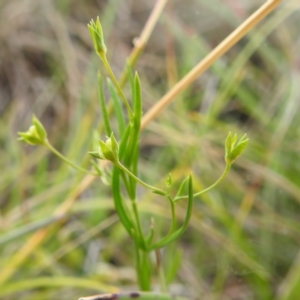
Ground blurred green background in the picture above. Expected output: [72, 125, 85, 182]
[1, 0, 300, 299]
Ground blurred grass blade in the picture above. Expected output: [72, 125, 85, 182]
[0, 215, 64, 246]
[0, 277, 117, 297]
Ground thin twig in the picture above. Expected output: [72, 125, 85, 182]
[118, 0, 168, 87]
[141, 0, 282, 129]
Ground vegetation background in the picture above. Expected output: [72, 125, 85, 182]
[1, 0, 300, 299]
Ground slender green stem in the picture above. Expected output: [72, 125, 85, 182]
[117, 166, 146, 250]
[155, 249, 167, 293]
[140, 250, 152, 291]
[174, 163, 231, 201]
[134, 240, 142, 289]
[132, 199, 146, 249]
[135, 242, 151, 291]
[44, 140, 97, 176]
[120, 171, 133, 199]
[101, 55, 134, 119]
[146, 175, 194, 251]
[167, 195, 176, 232]
[116, 162, 166, 196]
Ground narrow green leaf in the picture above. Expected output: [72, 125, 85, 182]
[98, 72, 112, 136]
[126, 60, 135, 103]
[112, 167, 135, 235]
[122, 71, 142, 169]
[133, 72, 143, 130]
[184, 175, 194, 230]
[128, 147, 139, 198]
[174, 176, 189, 201]
[110, 132, 119, 159]
[119, 124, 131, 160]
[123, 72, 143, 172]
[231, 133, 237, 150]
[88, 151, 101, 159]
[238, 133, 248, 144]
[107, 78, 126, 136]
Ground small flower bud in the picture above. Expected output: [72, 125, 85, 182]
[99, 140, 114, 161]
[92, 132, 119, 163]
[225, 132, 249, 164]
[32, 115, 47, 141]
[88, 17, 107, 57]
[18, 115, 47, 146]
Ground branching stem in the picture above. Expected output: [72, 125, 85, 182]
[45, 140, 97, 176]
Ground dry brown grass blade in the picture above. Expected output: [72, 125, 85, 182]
[0, 229, 48, 285]
[128, 0, 168, 64]
[118, 0, 168, 87]
[0, 0, 282, 286]
[141, 0, 282, 129]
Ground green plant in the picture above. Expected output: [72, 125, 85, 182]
[18, 16, 248, 296]
[0, 0, 293, 298]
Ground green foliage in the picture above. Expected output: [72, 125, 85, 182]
[225, 132, 249, 164]
[15, 16, 247, 296]
[18, 115, 47, 145]
[1, 1, 299, 300]
[88, 17, 107, 57]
